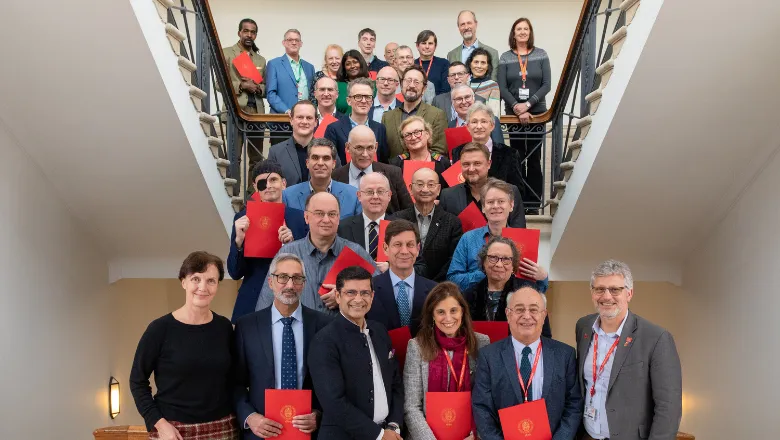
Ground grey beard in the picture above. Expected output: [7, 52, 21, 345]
[597, 305, 621, 319]
[275, 289, 300, 305]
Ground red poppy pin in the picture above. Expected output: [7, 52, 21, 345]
[624, 337, 633, 347]
[583, 333, 589, 339]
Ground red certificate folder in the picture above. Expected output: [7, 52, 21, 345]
[498, 398, 552, 440]
[368, 71, 378, 81]
[314, 113, 337, 138]
[501, 228, 541, 280]
[441, 160, 464, 187]
[395, 92, 405, 103]
[375, 219, 391, 262]
[388, 326, 412, 369]
[472, 321, 509, 343]
[318, 246, 375, 295]
[403, 161, 435, 202]
[445, 126, 472, 159]
[457, 201, 487, 233]
[245, 202, 285, 258]
[232, 51, 262, 83]
[265, 389, 312, 440]
[426, 392, 472, 440]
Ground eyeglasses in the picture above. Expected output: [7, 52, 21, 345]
[402, 129, 425, 140]
[271, 273, 306, 286]
[351, 145, 377, 154]
[507, 306, 542, 317]
[403, 78, 423, 86]
[306, 210, 339, 219]
[349, 94, 373, 102]
[453, 96, 474, 104]
[448, 71, 469, 78]
[412, 181, 439, 189]
[591, 286, 627, 296]
[360, 189, 389, 197]
[486, 255, 513, 265]
[376, 77, 399, 84]
[341, 290, 373, 298]
[284, 38, 301, 43]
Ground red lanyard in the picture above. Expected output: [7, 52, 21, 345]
[515, 340, 542, 402]
[590, 333, 620, 398]
[516, 50, 530, 86]
[443, 348, 468, 391]
[418, 57, 434, 79]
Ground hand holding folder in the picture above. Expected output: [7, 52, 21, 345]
[498, 399, 552, 440]
[318, 247, 375, 295]
[245, 202, 286, 258]
[458, 201, 487, 233]
[265, 389, 312, 440]
[501, 228, 541, 280]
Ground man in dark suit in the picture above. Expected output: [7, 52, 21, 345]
[367, 219, 436, 336]
[338, 173, 394, 270]
[439, 142, 526, 228]
[332, 125, 412, 214]
[234, 253, 332, 440]
[324, 77, 389, 164]
[473, 284, 582, 440]
[308, 266, 404, 440]
[575, 260, 682, 440]
[394, 167, 462, 281]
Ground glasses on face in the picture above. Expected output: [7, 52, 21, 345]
[403, 78, 423, 86]
[349, 94, 373, 103]
[508, 306, 541, 317]
[307, 210, 339, 220]
[402, 129, 425, 140]
[453, 95, 474, 104]
[351, 145, 377, 155]
[412, 181, 439, 189]
[341, 290, 372, 298]
[448, 71, 469, 79]
[486, 255, 513, 266]
[285, 38, 301, 44]
[376, 76, 399, 84]
[271, 273, 306, 286]
[591, 286, 627, 296]
[360, 189, 389, 197]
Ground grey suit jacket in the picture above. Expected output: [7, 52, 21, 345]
[446, 42, 500, 81]
[431, 92, 486, 123]
[575, 312, 682, 440]
[403, 334, 491, 440]
[267, 137, 342, 186]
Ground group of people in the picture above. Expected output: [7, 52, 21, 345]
[222, 11, 551, 212]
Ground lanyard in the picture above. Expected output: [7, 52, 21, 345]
[291, 60, 303, 83]
[516, 50, 530, 87]
[590, 333, 620, 399]
[515, 340, 542, 402]
[443, 348, 469, 392]
[418, 58, 434, 79]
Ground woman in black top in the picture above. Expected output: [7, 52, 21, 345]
[130, 251, 237, 440]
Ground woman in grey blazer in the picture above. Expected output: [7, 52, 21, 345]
[404, 282, 491, 440]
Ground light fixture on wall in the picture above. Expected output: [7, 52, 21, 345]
[109, 377, 120, 419]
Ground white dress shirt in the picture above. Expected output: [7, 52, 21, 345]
[511, 337, 544, 401]
[363, 213, 385, 254]
[271, 303, 305, 390]
[349, 162, 373, 188]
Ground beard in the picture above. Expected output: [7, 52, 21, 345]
[275, 288, 300, 305]
[403, 90, 419, 102]
[596, 304, 621, 319]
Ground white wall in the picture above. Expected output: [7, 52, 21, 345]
[0, 119, 114, 437]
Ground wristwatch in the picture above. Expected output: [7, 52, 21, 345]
[386, 422, 401, 434]
[526, 101, 532, 108]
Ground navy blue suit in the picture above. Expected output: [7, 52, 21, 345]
[266, 55, 316, 114]
[366, 271, 436, 337]
[228, 207, 308, 323]
[472, 336, 583, 440]
[233, 305, 333, 440]
[368, 57, 389, 73]
[323, 117, 389, 164]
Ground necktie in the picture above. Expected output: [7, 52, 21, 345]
[368, 221, 378, 260]
[280, 317, 297, 390]
[520, 346, 532, 401]
[397, 281, 411, 326]
[358, 171, 366, 179]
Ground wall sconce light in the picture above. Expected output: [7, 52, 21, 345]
[109, 376, 120, 419]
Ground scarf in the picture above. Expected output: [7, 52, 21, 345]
[428, 327, 471, 392]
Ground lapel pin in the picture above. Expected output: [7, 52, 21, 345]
[624, 337, 633, 347]
[583, 333, 589, 339]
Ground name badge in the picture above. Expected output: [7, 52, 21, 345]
[584, 404, 598, 421]
[518, 88, 530, 101]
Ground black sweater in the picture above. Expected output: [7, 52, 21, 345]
[129, 313, 234, 430]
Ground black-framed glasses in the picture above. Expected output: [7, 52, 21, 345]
[591, 286, 627, 296]
[349, 94, 373, 102]
[402, 129, 425, 140]
[341, 290, 373, 298]
[376, 76, 399, 84]
[486, 255, 513, 265]
[271, 273, 306, 286]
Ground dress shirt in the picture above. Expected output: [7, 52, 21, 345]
[388, 269, 415, 312]
[287, 54, 309, 100]
[270, 303, 305, 390]
[510, 337, 544, 401]
[349, 162, 373, 188]
[455, 115, 467, 127]
[461, 40, 481, 63]
[413, 205, 434, 247]
[350, 117, 370, 129]
[308, 179, 333, 194]
[363, 214, 385, 254]
[372, 96, 397, 123]
[400, 101, 422, 122]
[583, 313, 629, 439]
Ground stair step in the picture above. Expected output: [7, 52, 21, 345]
[153, 0, 173, 21]
[575, 116, 593, 139]
[199, 112, 217, 135]
[567, 139, 583, 161]
[164, 23, 186, 57]
[585, 88, 603, 115]
[607, 26, 628, 60]
[189, 85, 206, 111]
[216, 158, 230, 179]
[207, 136, 224, 159]
[231, 196, 245, 213]
[595, 59, 615, 88]
[560, 161, 576, 181]
[620, 0, 642, 25]
[178, 56, 196, 84]
[547, 198, 560, 216]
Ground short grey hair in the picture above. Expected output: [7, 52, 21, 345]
[480, 177, 515, 204]
[284, 29, 301, 38]
[269, 253, 305, 277]
[359, 171, 391, 191]
[395, 45, 413, 57]
[590, 259, 634, 290]
[307, 137, 338, 160]
[478, 236, 520, 273]
[347, 77, 374, 96]
[467, 101, 495, 121]
[450, 84, 474, 100]
[506, 283, 547, 310]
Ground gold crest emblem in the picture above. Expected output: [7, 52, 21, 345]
[518, 418, 534, 436]
[259, 216, 271, 230]
[457, 173, 465, 183]
[280, 405, 296, 423]
[441, 408, 457, 427]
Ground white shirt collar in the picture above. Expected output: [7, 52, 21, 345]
[388, 269, 415, 290]
[362, 213, 384, 229]
[511, 337, 541, 356]
[271, 301, 303, 324]
[592, 311, 629, 337]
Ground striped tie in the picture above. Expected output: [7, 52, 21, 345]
[368, 221, 378, 260]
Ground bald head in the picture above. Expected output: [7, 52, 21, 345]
[304, 191, 340, 239]
[409, 167, 441, 205]
[357, 172, 392, 219]
[348, 124, 376, 144]
[359, 172, 390, 191]
[412, 167, 438, 182]
[347, 125, 378, 170]
[376, 66, 400, 98]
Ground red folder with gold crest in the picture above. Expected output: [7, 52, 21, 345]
[441, 160, 465, 187]
[426, 391, 472, 440]
[498, 398, 552, 440]
[265, 389, 312, 440]
[501, 227, 540, 280]
[457, 201, 487, 233]
[245, 201, 285, 258]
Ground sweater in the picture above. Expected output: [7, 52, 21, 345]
[415, 56, 451, 98]
[497, 47, 551, 114]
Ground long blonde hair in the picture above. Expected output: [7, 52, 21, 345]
[321, 44, 344, 73]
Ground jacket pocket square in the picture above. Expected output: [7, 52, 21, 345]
[388, 349, 395, 359]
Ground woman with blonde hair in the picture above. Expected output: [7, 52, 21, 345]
[389, 115, 451, 188]
[310, 44, 343, 107]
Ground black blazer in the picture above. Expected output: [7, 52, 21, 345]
[366, 270, 436, 336]
[388, 154, 452, 190]
[393, 206, 463, 281]
[337, 213, 395, 250]
[465, 275, 552, 338]
[323, 116, 389, 164]
[331, 162, 413, 214]
[450, 142, 525, 197]
[439, 183, 527, 228]
[233, 305, 333, 440]
[308, 314, 404, 440]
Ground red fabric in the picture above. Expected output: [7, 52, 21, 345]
[427, 328, 471, 393]
[148, 414, 239, 440]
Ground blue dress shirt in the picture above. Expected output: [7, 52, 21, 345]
[349, 162, 373, 188]
[461, 40, 481, 63]
[388, 269, 415, 313]
[511, 337, 544, 401]
[271, 303, 305, 390]
[371, 96, 397, 123]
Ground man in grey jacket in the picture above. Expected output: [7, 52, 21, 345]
[446, 11, 499, 81]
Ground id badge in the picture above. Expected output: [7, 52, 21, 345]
[584, 404, 598, 421]
[518, 88, 530, 101]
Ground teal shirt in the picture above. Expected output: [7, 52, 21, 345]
[288, 55, 309, 101]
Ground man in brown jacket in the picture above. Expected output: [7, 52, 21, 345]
[222, 18, 267, 115]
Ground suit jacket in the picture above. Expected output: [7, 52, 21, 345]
[368, 57, 389, 73]
[439, 183, 527, 228]
[366, 271, 436, 336]
[393, 206, 462, 282]
[266, 55, 316, 113]
[575, 312, 682, 440]
[234, 305, 333, 440]
[222, 43, 267, 113]
[446, 42, 500, 81]
[431, 92, 485, 124]
[332, 162, 413, 214]
[282, 180, 361, 219]
[450, 142, 524, 193]
[447, 117, 505, 149]
[308, 314, 404, 440]
[382, 103, 448, 157]
[465, 275, 552, 338]
[403, 334, 491, 440]
[323, 117, 390, 164]
[472, 336, 583, 440]
[268, 137, 342, 186]
[337, 213, 394, 250]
